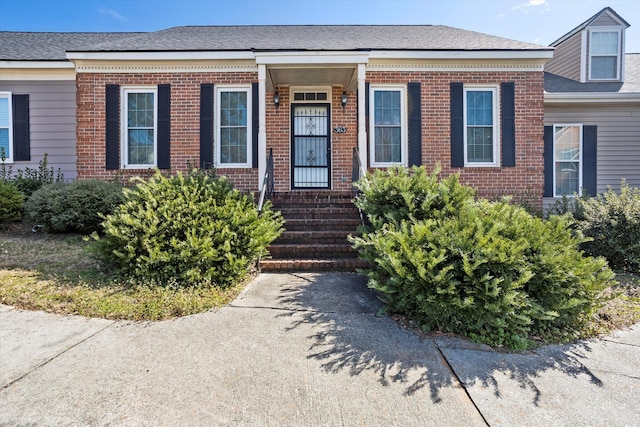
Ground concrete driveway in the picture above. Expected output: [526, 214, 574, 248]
[1, 272, 638, 426]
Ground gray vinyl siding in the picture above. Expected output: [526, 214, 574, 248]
[546, 32, 582, 82]
[0, 80, 76, 180]
[544, 104, 640, 207]
[591, 14, 620, 26]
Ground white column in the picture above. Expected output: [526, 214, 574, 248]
[258, 64, 267, 189]
[357, 63, 367, 173]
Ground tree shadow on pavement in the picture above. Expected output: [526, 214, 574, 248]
[274, 272, 603, 405]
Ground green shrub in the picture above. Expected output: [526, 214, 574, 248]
[93, 170, 284, 288]
[353, 165, 475, 228]
[8, 153, 64, 199]
[578, 181, 640, 272]
[0, 181, 24, 224]
[351, 168, 615, 349]
[25, 180, 123, 233]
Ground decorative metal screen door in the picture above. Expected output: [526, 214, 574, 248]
[291, 104, 330, 188]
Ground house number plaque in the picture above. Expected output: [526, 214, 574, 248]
[333, 126, 347, 134]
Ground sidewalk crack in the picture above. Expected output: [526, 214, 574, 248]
[0, 321, 115, 391]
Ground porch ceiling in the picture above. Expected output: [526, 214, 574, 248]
[267, 66, 357, 92]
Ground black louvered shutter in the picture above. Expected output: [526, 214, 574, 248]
[450, 82, 464, 168]
[583, 125, 597, 196]
[407, 82, 422, 167]
[501, 82, 515, 167]
[105, 85, 120, 170]
[200, 84, 214, 169]
[365, 82, 370, 168]
[543, 125, 554, 197]
[157, 84, 171, 169]
[12, 94, 30, 161]
[252, 82, 259, 168]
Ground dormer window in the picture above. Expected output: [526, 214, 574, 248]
[589, 29, 621, 80]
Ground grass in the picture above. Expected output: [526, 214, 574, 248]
[0, 227, 248, 320]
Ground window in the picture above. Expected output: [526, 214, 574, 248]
[464, 87, 499, 166]
[216, 86, 251, 167]
[0, 92, 12, 163]
[589, 30, 621, 80]
[122, 87, 157, 168]
[370, 86, 406, 167]
[553, 124, 582, 196]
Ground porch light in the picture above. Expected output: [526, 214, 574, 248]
[341, 91, 348, 108]
[274, 92, 280, 109]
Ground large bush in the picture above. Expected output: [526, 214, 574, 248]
[93, 170, 284, 288]
[0, 181, 24, 224]
[25, 180, 123, 233]
[578, 181, 640, 272]
[351, 167, 615, 349]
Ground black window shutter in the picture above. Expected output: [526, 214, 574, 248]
[199, 84, 214, 169]
[407, 82, 422, 167]
[583, 125, 597, 196]
[252, 82, 259, 168]
[501, 82, 516, 167]
[12, 94, 30, 161]
[157, 84, 171, 169]
[105, 85, 120, 170]
[543, 125, 554, 197]
[450, 82, 464, 168]
[365, 82, 369, 168]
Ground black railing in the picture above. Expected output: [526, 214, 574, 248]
[352, 147, 366, 225]
[258, 148, 274, 212]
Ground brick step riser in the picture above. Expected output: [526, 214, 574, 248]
[278, 209, 360, 219]
[283, 224, 360, 232]
[269, 248, 359, 259]
[274, 237, 352, 245]
[273, 204, 357, 212]
[259, 259, 369, 272]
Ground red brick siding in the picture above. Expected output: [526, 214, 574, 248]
[76, 69, 544, 204]
[366, 70, 544, 204]
[76, 72, 258, 191]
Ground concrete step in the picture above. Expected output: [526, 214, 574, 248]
[259, 258, 369, 272]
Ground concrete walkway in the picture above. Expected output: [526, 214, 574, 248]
[1, 272, 638, 426]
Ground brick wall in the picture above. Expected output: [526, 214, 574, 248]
[366, 70, 545, 204]
[76, 71, 258, 190]
[76, 69, 544, 204]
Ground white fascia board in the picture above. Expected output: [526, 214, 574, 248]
[254, 51, 370, 65]
[66, 51, 256, 61]
[368, 50, 554, 60]
[0, 60, 74, 69]
[544, 92, 640, 103]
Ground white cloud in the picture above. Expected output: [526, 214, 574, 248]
[513, 0, 547, 11]
[98, 7, 127, 22]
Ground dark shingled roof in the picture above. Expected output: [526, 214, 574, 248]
[71, 25, 548, 52]
[0, 32, 139, 61]
[0, 25, 549, 62]
[545, 54, 640, 93]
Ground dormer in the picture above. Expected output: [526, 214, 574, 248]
[546, 7, 629, 83]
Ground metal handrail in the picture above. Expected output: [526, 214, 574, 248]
[258, 148, 274, 212]
[352, 147, 366, 225]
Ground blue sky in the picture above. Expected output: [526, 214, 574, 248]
[1, 0, 639, 52]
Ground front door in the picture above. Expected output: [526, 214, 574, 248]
[291, 104, 330, 189]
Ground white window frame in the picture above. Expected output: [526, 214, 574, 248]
[0, 92, 13, 164]
[369, 85, 407, 167]
[463, 85, 500, 167]
[588, 28, 622, 81]
[215, 85, 252, 168]
[553, 124, 583, 198]
[121, 86, 157, 169]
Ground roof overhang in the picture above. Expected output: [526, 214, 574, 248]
[0, 61, 75, 80]
[545, 92, 640, 104]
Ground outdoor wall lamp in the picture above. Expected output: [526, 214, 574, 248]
[273, 92, 280, 109]
[341, 91, 348, 108]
